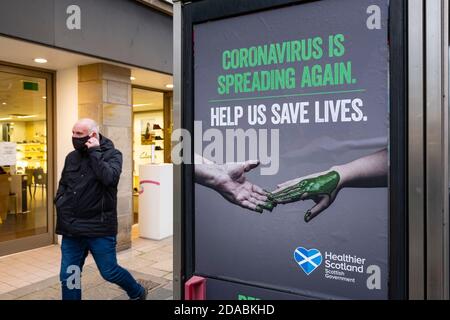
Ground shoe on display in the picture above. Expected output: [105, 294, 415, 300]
[154, 136, 163, 140]
[153, 124, 162, 130]
[155, 146, 163, 151]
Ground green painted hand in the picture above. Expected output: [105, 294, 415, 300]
[269, 171, 341, 222]
[256, 199, 277, 213]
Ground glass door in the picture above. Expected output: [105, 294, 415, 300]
[0, 63, 54, 256]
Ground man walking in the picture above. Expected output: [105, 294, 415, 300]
[55, 118, 147, 300]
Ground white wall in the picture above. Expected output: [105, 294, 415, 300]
[56, 67, 78, 245]
[56, 67, 78, 183]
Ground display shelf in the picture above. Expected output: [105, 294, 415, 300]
[15, 142, 47, 170]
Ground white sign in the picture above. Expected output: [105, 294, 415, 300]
[0, 142, 17, 166]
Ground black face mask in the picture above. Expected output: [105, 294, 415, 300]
[72, 135, 90, 151]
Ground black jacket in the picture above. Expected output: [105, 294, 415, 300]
[55, 135, 122, 237]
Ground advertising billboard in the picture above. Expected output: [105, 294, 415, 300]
[193, 0, 389, 299]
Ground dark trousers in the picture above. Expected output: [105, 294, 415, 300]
[59, 235, 144, 300]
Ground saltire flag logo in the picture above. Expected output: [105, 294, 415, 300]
[294, 247, 323, 275]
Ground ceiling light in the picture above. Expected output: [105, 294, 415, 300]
[16, 115, 37, 119]
[0, 117, 12, 121]
[42, 96, 47, 99]
[34, 58, 48, 64]
[130, 76, 136, 81]
[2, 102, 6, 105]
[133, 103, 153, 107]
[165, 84, 174, 89]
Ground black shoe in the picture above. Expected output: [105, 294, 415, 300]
[154, 136, 163, 140]
[155, 146, 163, 151]
[153, 124, 162, 130]
[129, 281, 148, 300]
[134, 279, 157, 300]
[138, 286, 148, 300]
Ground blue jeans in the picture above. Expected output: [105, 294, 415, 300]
[60, 236, 144, 300]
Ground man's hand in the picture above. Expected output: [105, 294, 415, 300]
[86, 136, 100, 149]
[270, 169, 342, 222]
[214, 161, 271, 213]
[196, 160, 270, 213]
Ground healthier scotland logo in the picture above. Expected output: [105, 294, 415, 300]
[294, 247, 323, 275]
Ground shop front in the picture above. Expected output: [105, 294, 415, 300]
[0, 63, 55, 255]
[0, 0, 174, 256]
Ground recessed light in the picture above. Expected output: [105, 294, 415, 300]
[133, 103, 153, 107]
[2, 102, 6, 105]
[42, 96, 47, 99]
[165, 84, 174, 89]
[17, 115, 37, 119]
[34, 58, 48, 64]
[130, 76, 136, 81]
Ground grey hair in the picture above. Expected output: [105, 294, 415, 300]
[77, 118, 99, 135]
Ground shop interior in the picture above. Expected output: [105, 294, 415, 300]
[132, 87, 172, 224]
[0, 71, 48, 242]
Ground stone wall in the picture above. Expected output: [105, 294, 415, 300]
[78, 63, 133, 251]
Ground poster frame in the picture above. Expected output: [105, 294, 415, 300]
[177, 0, 408, 300]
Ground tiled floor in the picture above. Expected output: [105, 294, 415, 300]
[0, 230, 173, 300]
[0, 187, 47, 243]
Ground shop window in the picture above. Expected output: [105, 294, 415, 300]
[0, 69, 49, 244]
[132, 87, 167, 224]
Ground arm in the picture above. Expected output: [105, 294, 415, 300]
[270, 149, 388, 222]
[88, 147, 123, 187]
[54, 157, 68, 204]
[336, 148, 387, 188]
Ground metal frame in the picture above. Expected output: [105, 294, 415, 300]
[0, 62, 56, 257]
[174, 0, 409, 300]
[173, 1, 183, 300]
[408, 0, 425, 300]
[389, 0, 409, 300]
[407, 0, 450, 301]
[425, 0, 449, 300]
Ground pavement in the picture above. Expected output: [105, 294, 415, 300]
[0, 234, 173, 300]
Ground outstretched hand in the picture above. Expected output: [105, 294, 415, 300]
[269, 170, 342, 222]
[214, 160, 271, 213]
[196, 160, 271, 213]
